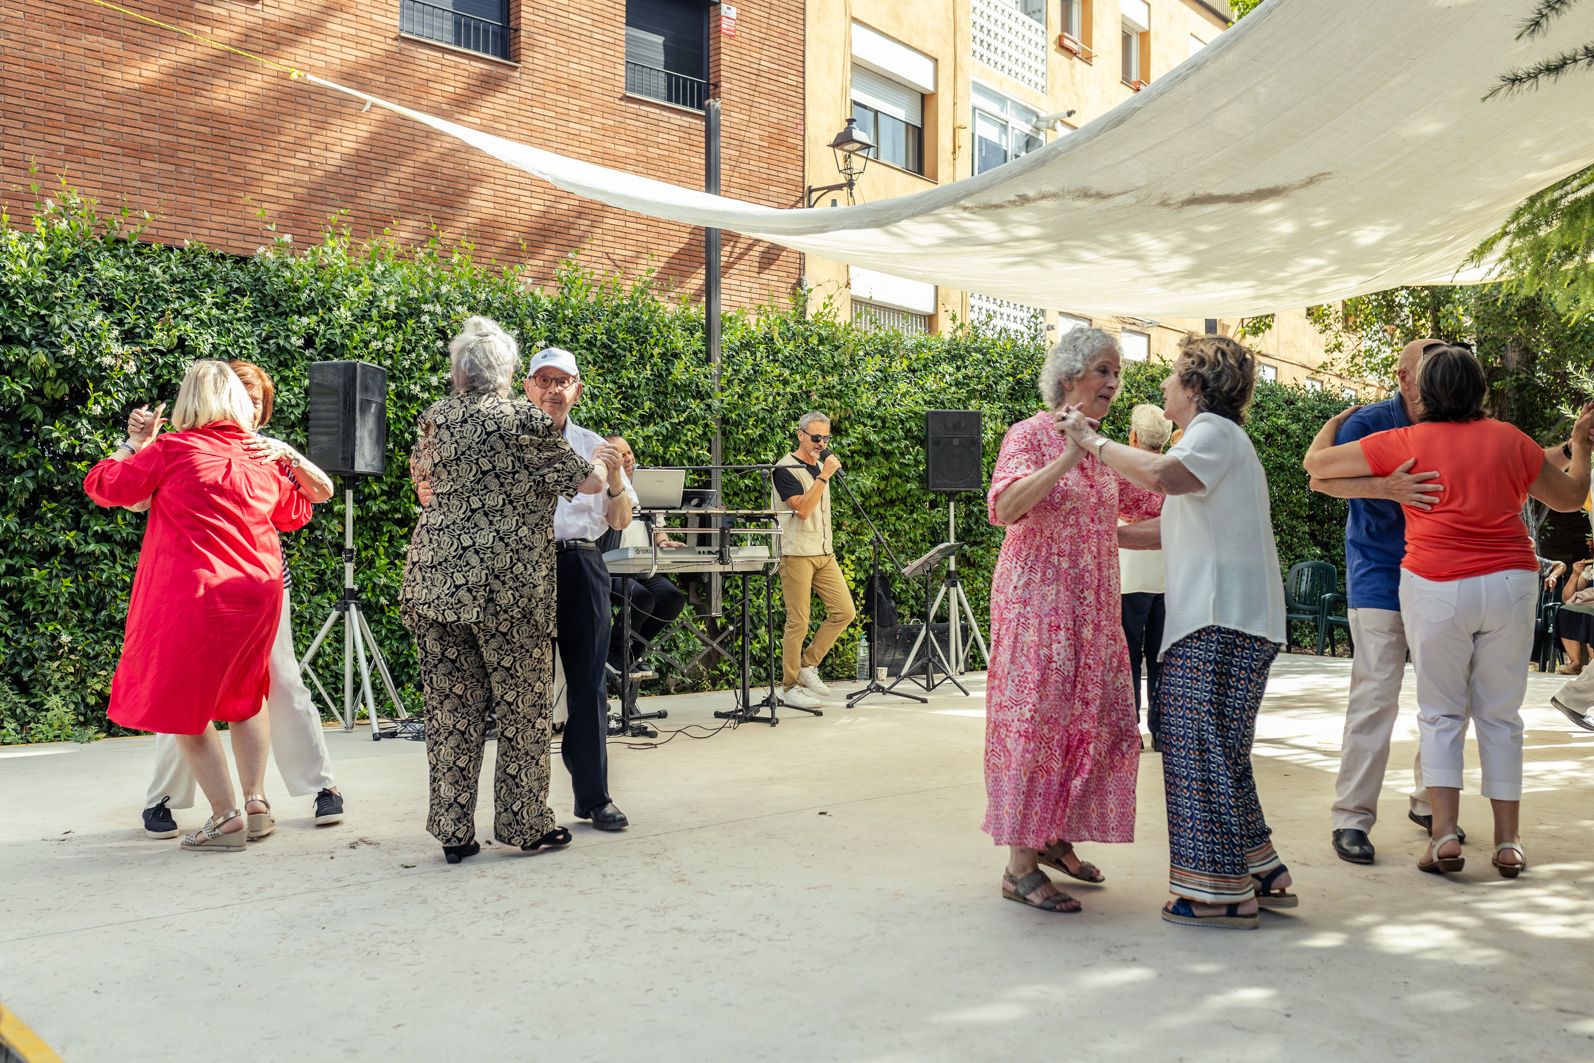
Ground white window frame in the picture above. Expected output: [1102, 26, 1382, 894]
[1258, 363, 1278, 383]
[1055, 313, 1091, 335]
[1061, 0, 1084, 40]
[971, 83, 1044, 175]
[1120, 329, 1150, 362]
[1120, 0, 1148, 85]
[1304, 379, 1323, 393]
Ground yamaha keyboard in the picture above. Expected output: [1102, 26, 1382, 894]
[603, 545, 775, 575]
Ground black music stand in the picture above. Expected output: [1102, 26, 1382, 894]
[829, 473, 926, 708]
[887, 541, 968, 696]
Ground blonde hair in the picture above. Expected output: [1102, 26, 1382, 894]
[170, 359, 255, 432]
[1129, 404, 1173, 450]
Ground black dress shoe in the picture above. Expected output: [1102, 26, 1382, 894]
[442, 839, 481, 865]
[1408, 811, 1466, 844]
[1332, 828, 1375, 864]
[575, 802, 629, 831]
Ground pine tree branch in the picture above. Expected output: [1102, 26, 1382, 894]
[1518, 0, 1581, 41]
[1485, 42, 1594, 99]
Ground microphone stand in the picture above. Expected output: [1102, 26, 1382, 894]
[822, 456, 926, 708]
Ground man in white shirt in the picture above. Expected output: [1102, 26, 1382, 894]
[525, 347, 637, 831]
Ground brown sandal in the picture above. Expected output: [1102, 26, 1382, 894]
[1038, 841, 1106, 884]
[1002, 870, 1082, 913]
[1491, 842, 1525, 879]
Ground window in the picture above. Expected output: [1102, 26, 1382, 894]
[1121, 0, 1149, 86]
[1120, 329, 1150, 362]
[1304, 379, 1323, 393]
[1342, 388, 1358, 401]
[1003, 0, 1047, 23]
[1056, 313, 1091, 334]
[972, 84, 1044, 175]
[1258, 363, 1278, 382]
[854, 302, 932, 335]
[1061, 0, 1088, 45]
[400, 0, 510, 60]
[625, 0, 710, 111]
[851, 267, 935, 334]
[852, 67, 925, 175]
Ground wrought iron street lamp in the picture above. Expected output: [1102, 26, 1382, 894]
[805, 118, 875, 207]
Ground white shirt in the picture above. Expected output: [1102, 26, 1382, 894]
[553, 418, 637, 542]
[1118, 525, 1165, 595]
[1159, 412, 1287, 657]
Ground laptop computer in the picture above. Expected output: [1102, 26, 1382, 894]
[631, 467, 687, 510]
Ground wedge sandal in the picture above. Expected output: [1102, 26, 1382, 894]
[245, 795, 275, 841]
[1002, 870, 1081, 913]
[1418, 832, 1465, 874]
[1161, 897, 1258, 930]
[1491, 841, 1526, 879]
[1251, 865, 1299, 909]
[180, 809, 247, 852]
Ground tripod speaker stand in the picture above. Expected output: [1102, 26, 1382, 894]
[299, 486, 413, 741]
[889, 498, 989, 694]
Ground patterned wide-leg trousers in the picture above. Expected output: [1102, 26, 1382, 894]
[1160, 626, 1283, 904]
[408, 609, 557, 848]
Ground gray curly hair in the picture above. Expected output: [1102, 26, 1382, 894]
[1039, 327, 1120, 409]
[449, 316, 520, 395]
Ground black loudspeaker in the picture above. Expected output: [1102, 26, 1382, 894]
[925, 410, 983, 493]
[307, 361, 388, 476]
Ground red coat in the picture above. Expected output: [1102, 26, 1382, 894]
[84, 422, 313, 734]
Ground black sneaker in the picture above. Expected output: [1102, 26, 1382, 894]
[143, 796, 179, 840]
[314, 788, 344, 826]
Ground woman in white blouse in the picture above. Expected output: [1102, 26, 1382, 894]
[1058, 335, 1291, 930]
[1119, 403, 1174, 750]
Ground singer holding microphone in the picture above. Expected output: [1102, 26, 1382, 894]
[771, 412, 858, 711]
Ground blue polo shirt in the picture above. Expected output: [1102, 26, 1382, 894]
[1337, 396, 1412, 611]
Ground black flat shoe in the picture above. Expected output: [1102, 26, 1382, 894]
[443, 840, 481, 864]
[1408, 811, 1466, 845]
[1332, 828, 1375, 864]
[575, 802, 629, 832]
[521, 826, 573, 852]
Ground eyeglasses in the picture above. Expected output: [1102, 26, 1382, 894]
[530, 375, 579, 392]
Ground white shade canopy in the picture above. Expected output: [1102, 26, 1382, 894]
[309, 0, 1594, 319]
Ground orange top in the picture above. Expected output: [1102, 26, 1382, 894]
[1359, 419, 1543, 581]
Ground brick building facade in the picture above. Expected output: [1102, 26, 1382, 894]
[3, 1, 804, 309]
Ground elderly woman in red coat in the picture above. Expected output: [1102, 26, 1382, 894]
[85, 359, 312, 852]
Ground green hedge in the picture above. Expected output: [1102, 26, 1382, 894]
[0, 191, 1352, 743]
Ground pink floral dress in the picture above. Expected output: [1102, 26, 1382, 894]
[982, 412, 1163, 848]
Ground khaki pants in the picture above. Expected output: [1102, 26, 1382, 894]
[1331, 607, 1427, 832]
[779, 554, 857, 689]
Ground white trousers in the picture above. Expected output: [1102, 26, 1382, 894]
[1400, 569, 1537, 801]
[145, 591, 337, 810]
[1553, 651, 1594, 712]
[1331, 607, 1427, 831]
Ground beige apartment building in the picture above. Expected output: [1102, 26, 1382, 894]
[802, 0, 1376, 397]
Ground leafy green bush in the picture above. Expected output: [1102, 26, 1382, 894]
[0, 189, 1352, 742]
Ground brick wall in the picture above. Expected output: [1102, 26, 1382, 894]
[1, 0, 804, 309]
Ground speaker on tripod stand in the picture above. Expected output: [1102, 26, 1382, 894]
[298, 361, 412, 740]
[889, 411, 991, 692]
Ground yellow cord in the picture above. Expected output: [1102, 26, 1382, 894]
[79, 0, 307, 78]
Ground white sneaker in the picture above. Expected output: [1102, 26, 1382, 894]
[796, 666, 832, 697]
[781, 685, 823, 709]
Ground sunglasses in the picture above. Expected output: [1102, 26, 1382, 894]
[806, 432, 832, 444]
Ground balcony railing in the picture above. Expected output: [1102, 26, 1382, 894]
[853, 301, 932, 336]
[625, 61, 709, 111]
[400, 0, 509, 60]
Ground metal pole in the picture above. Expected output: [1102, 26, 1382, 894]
[705, 97, 723, 503]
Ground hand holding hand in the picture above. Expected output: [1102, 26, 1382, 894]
[1383, 458, 1443, 511]
[1053, 404, 1101, 444]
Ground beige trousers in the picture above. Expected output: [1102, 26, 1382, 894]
[1331, 607, 1428, 832]
[779, 554, 857, 689]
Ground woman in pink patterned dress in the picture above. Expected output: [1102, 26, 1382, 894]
[985, 328, 1162, 913]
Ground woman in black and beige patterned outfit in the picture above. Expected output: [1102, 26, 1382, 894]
[401, 316, 612, 864]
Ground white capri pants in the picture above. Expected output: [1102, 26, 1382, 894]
[1399, 568, 1537, 801]
[145, 590, 337, 809]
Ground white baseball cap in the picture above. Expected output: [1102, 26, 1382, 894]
[526, 346, 580, 378]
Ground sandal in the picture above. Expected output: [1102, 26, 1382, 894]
[521, 826, 573, 853]
[1038, 841, 1106, 884]
[1002, 870, 1082, 913]
[1161, 897, 1259, 930]
[1418, 832, 1465, 874]
[1251, 865, 1299, 909]
[180, 809, 248, 852]
[1491, 841, 1526, 879]
[244, 795, 275, 841]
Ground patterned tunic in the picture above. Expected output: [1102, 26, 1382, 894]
[983, 412, 1162, 848]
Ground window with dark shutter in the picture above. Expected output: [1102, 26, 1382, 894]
[625, 0, 711, 111]
[400, 0, 510, 59]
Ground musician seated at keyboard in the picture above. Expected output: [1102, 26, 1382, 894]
[602, 435, 689, 677]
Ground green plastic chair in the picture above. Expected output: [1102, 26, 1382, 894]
[1284, 561, 1338, 654]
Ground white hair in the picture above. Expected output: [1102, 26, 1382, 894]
[1040, 327, 1119, 409]
[798, 411, 831, 432]
[449, 316, 519, 395]
[1129, 403, 1173, 450]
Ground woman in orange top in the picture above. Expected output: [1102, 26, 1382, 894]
[1305, 344, 1593, 880]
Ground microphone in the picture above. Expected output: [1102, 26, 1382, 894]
[819, 447, 843, 480]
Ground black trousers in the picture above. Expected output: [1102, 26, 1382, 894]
[556, 547, 611, 814]
[1121, 591, 1166, 738]
[609, 574, 688, 667]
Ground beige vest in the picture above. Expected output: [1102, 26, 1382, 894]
[772, 453, 833, 556]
